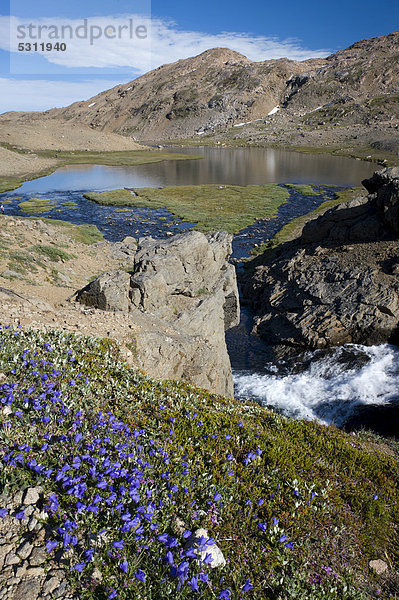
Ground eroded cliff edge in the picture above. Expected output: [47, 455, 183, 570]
[77, 231, 239, 396]
[242, 167, 399, 351]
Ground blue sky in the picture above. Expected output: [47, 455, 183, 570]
[0, 0, 397, 113]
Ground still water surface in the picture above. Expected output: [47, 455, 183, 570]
[16, 146, 376, 194]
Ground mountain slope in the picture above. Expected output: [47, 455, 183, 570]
[1, 31, 398, 153]
[46, 48, 324, 140]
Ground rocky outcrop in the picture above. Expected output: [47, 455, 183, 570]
[243, 168, 399, 351]
[301, 168, 399, 245]
[77, 231, 239, 396]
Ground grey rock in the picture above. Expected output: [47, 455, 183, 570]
[4, 551, 20, 566]
[29, 546, 47, 566]
[26, 566, 45, 577]
[0, 544, 13, 563]
[13, 491, 23, 505]
[1, 270, 24, 280]
[53, 581, 68, 598]
[76, 231, 239, 396]
[244, 168, 399, 351]
[12, 579, 41, 600]
[28, 517, 38, 531]
[16, 540, 33, 560]
[369, 559, 389, 575]
[22, 487, 42, 506]
[43, 576, 61, 595]
[77, 270, 131, 312]
[23, 505, 34, 518]
[91, 567, 103, 581]
[15, 565, 27, 578]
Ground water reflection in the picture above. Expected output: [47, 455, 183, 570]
[16, 146, 376, 194]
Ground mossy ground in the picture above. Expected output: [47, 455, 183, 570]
[0, 327, 398, 600]
[18, 198, 55, 213]
[84, 184, 289, 233]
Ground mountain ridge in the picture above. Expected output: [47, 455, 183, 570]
[0, 31, 398, 156]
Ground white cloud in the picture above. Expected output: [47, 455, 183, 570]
[0, 14, 331, 113]
[0, 15, 330, 75]
[0, 78, 126, 113]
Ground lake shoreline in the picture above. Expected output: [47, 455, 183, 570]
[0, 139, 386, 194]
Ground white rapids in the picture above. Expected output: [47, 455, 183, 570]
[233, 344, 399, 426]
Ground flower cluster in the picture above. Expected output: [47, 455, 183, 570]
[0, 326, 393, 600]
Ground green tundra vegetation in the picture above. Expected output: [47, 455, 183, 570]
[84, 184, 290, 233]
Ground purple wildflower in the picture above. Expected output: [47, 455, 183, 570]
[242, 579, 254, 591]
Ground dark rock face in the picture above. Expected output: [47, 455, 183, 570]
[243, 168, 399, 351]
[363, 167, 399, 234]
[77, 231, 239, 396]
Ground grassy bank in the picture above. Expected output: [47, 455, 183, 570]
[84, 184, 289, 233]
[37, 148, 201, 168]
[18, 217, 104, 245]
[0, 327, 398, 600]
[248, 187, 363, 263]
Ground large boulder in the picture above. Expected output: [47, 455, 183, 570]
[246, 248, 399, 349]
[76, 270, 131, 312]
[76, 231, 239, 396]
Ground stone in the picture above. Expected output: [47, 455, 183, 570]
[22, 487, 42, 506]
[4, 551, 20, 566]
[185, 528, 226, 569]
[91, 567, 103, 582]
[243, 168, 399, 351]
[16, 540, 33, 560]
[29, 546, 47, 566]
[26, 566, 45, 577]
[76, 270, 131, 312]
[23, 505, 34, 517]
[1, 270, 24, 280]
[28, 517, 38, 531]
[43, 576, 61, 595]
[0, 544, 13, 561]
[15, 565, 27, 578]
[12, 579, 41, 600]
[76, 231, 239, 396]
[369, 559, 389, 575]
[53, 581, 68, 598]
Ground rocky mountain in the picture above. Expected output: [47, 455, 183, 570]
[41, 31, 399, 143]
[242, 167, 399, 352]
[44, 48, 321, 140]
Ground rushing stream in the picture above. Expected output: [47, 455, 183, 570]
[2, 146, 392, 434]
